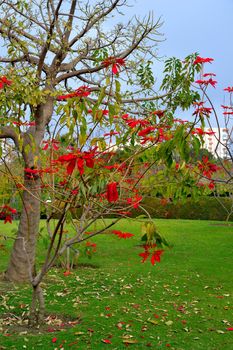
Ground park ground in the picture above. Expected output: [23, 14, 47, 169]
[0, 219, 233, 349]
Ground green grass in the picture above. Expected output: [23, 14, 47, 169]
[1, 219, 233, 349]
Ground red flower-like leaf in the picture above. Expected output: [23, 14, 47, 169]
[106, 182, 119, 202]
[198, 156, 220, 178]
[126, 195, 142, 209]
[42, 139, 60, 151]
[139, 250, 150, 263]
[0, 205, 17, 224]
[193, 56, 214, 65]
[0, 76, 12, 89]
[224, 86, 233, 93]
[203, 72, 216, 77]
[4, 215, 12, 224]
[208, 181, 215, 190]
[195, 79, 217, 88]
[102, 57, 125, 75]
[150, 250, 164, 265]
[126, 118, 150, 129]
[57, 85, 91, 100]
[112, 230, 134, 239]
[86, 241, 97, 248]
[67, 158, 77, 175]
[57, 150, 96, 176]
[138, 126, 155, 137]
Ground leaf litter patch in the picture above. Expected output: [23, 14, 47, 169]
[0, 312, 81, 335]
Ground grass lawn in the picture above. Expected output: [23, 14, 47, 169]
[0, 219, 233, 349]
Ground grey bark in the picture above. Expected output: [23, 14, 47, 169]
[5, 177, 41, 282]
[5, 97, 54, 282]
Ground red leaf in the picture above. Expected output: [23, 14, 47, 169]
[77, 157, 84, 175]
[52, 337, 57, 343]
[67, 159, 76, 175]
[150, 250, 164, 265]
[112, 64, 119, 75]
[42, 143, 49, 150]
[193, 56, 214, 65]
[112, 230, 134, 239]
[85, 157, 94, 168]
[47, 328, 56, 332]
[139, 250, 150, 263]
[52, 143, 59, 151]
[63, 270, 71, 277]
[4, 215, 12, 224]
[106, 182, 119, 202]
[102, 339, 112, 344]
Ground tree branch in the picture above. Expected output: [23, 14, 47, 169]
[0, 126, 19, 148]
[68, 0, 123, 49]
[37, 0, 63, 79]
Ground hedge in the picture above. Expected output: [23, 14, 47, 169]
[134, 197, 233, 221]
[40, 197, 233, 222]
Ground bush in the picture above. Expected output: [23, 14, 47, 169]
[40, 197, 233, 221]
[134, 197, 233, 221]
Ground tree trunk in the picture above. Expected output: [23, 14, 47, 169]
[4, 96, 54, 283]
[29, 283, 45, 326]
[5, 177, 41, 282]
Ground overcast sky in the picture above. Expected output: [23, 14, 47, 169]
[124, 0, 233, 125]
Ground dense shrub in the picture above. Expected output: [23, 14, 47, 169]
[135, 197, 233, 221]
[40, 197, 233, 221]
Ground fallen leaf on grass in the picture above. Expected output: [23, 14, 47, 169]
[74, 332, 85, 336]
[63, 270, 72, 276]
[147, 318, 158, 325]
[67, 341, 79, 346]
[183, 327, 190, 332]
[141, 325, 148, 332]
[165, 320, 173, 326]
[221, 320, 229, 324]
[116, 321, 125, 329]
[122, 335, 133, 340]
[122, 339, 138, 344]
[102, 339, 112, 344]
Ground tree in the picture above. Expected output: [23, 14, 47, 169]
[204, 86, 233, 222]
[0, 0, 162, 282]
[0, 0, 210, 324]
